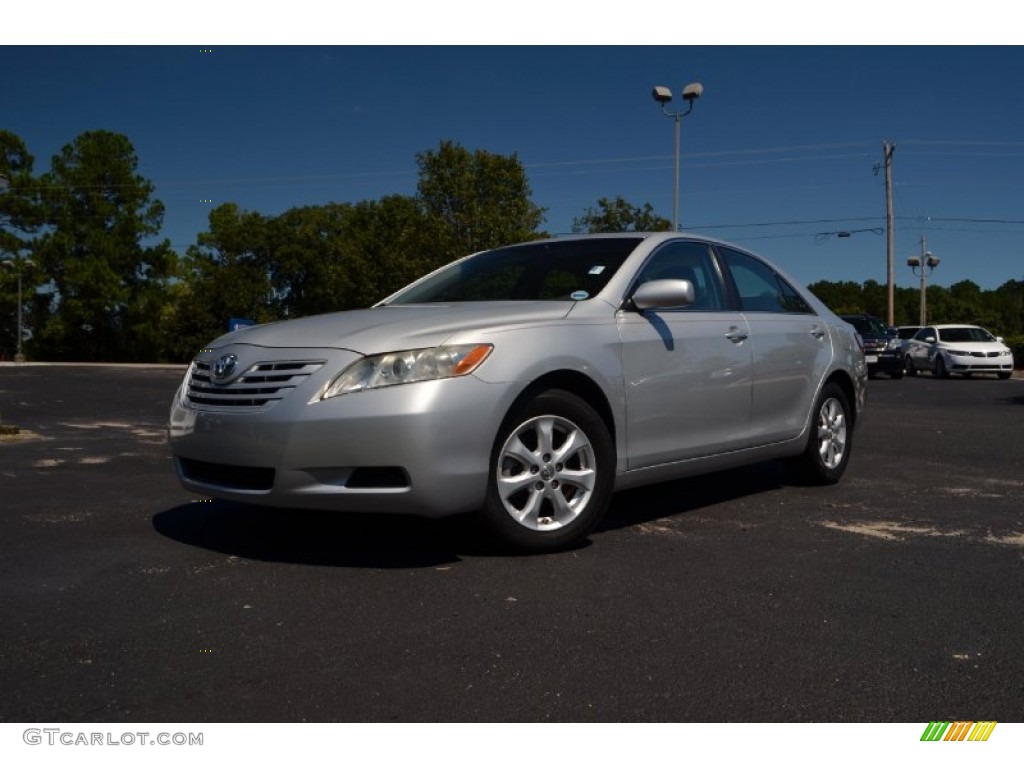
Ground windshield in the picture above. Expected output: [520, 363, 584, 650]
[938, 326, 995, 343]
[386, 237, 643, 304]
[897, 326, 921, 339]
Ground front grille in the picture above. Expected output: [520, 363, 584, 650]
[185, 360, 324, 409]
[178, 458, 275, 491]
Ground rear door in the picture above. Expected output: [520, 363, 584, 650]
[716, 247, 833, 444]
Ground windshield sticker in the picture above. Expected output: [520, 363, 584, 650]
[570, 290, 590, 301]
[588, 266, 606, 275]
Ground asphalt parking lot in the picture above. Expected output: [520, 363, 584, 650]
[1, 364, 1023, 722]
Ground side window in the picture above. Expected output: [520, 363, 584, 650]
[634, 241, 725, 311]
[776, 276, 813, 314]
[719, 247, 810, 314]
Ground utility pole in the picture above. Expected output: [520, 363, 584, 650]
[883, 141, 896, 326]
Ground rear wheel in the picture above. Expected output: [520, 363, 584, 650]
[480, 390, 615, 552]
[789, 383, 852, 485]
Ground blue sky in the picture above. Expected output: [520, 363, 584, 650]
[3, 40, 1023, 290]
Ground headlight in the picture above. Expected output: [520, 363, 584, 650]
[947, 349, 969, 357]
[321, 343, 493, 399]
[886, 337, 901, 351]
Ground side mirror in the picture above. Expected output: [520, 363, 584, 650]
[996, 336, 1005, 343]
[924, 336, 937, 344]
[631, 279, 695, 311]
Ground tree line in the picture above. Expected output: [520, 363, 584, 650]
[807, 278, 1024, 344]
[1, 127, 1022, 363]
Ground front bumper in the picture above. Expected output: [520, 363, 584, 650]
[169, 348, 519, 518]
[945, 352, 1014, 374]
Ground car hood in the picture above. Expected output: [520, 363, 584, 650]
[208, 302, 575, 355]
[937, 340, 1007, 352]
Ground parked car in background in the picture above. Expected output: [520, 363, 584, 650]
[904, 324, 1013, 379]
[897, 326, 922, 373]
[169, 233, 867, 552]
[840, 314, 903, 379]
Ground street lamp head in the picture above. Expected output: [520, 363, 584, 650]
[926, 255, 940, 268]
[682, 82, 704, 101]
[907, 256, 921, 267]
[651, 85, 673, 104]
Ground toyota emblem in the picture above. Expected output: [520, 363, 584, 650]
[212, 353, 238, 381]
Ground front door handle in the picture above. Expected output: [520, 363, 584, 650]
[810, 325, 826, 340]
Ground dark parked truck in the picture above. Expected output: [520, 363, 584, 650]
[841, 314, 903, 379]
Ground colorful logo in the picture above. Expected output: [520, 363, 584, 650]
[921, 722, 997, 742]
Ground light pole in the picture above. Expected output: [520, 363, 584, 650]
[907, 234, 939, 326]
[2, 257, 35, 363]
[651, 82, 703, 231]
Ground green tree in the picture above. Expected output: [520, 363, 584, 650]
[268, 196, 433, 319]
[164, 203, 277, 362]
[993, 279, 1024, 336]
[0, 131, 41, 359]
[416, 140, 545, 260]
[31, 131, 174, 361]
[807, 280, 866, 315]
[572, 196, 670, 233]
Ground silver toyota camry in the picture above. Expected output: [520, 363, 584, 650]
[169, 233, 867, 551]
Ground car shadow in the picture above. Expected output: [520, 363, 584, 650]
[152, 462, 791, 568]
[599, 461, 788, 532]
[152, 502, 486, 568]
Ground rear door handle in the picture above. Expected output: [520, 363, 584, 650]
[725, 327, 749, 343]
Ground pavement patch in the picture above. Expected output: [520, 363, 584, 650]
[818, 520, 968, 541]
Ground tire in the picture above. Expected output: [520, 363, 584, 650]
[480, 389, 615, 553]
[788, 383, 852, 485]
[998, 372, 1012, 380]
[934, 356, 949, 378]
[890, 368, 903, 380]
[905, 356, 917, 377]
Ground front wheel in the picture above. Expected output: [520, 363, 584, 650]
[480, 390, 615, 552]
[905, 356, 917, 377]
[998, 371, 1012, 380]
[934, 356, 949, 378]
[788, 383, 852, 485]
